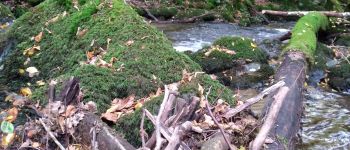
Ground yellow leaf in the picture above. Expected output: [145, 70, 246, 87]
[1, 133, 15, 148]
[18, 69, 25, 76]
[134, 102, 143, 109]
[20, 87, 32, 97]
[198, 84, 204, 96]
[250, 42, 257, 48]
[34, 32, 43, 43]
[36, 80, 46, 86]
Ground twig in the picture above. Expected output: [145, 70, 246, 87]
[250, 87, 290, 150]
[140, 109, 147, 148]
[39, 118, 66, 150]
[224, 80, 285, 119]
[155, 85, 170, 150]
[204, 87, 237, 150]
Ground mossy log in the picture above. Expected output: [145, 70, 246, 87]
[258, 13, 329, 149]
[262, 10, 350, 18]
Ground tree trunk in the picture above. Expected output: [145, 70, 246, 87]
[256, 12, 329, 150]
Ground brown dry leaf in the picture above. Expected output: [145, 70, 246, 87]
[36, 80, 46, 86]
[34, 32, 43, 43]
[66, 112, 84, 134]
[107, 95, 135, 113]
[101, 112, 122, 123]
[68, 144, 82, 150]
[125, 40, 134, 46]
[6, 108, 18, 123]
[76, 28, 88, 38]
[23, 46, 40, 57]
[58, 116, 65, 132]
[65, 105, 77, 117]
[86, 51, 94, 60]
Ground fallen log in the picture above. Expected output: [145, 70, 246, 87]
[256, 12, 329, 149]
[262, 10, 350, 18]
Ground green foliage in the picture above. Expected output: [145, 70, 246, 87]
[284, 12, 329, 61]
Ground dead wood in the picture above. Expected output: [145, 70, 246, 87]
[75, 112, 136, 150]
[56, 77, 80, 105]
[262, 10, 350, 18]
[250, 86, 290, 150]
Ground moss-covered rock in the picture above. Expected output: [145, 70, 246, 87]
[335, 34, 350, 46]
[189, 36, 268, 73]
[0, 1, 236, 148]
[311, 42, 333, 70]
[328, 63, 350, 91]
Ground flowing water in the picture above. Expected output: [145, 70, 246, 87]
[155, 22, 350, 150]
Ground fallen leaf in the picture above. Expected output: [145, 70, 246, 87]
[27, 129, 38, 138]
[107, 95, 135, 113]
[134, 102, 143, 109]
[34, 32, 43, 42]
[86, 51, 94, 60]
[45, 16, 59, 26]
[18, 69, 25, 76]
[20, 87, 32, 97]
[32, 142, 41, 148]
[23, 46, 40, 57]
[101, 112, 122, 123]
[36, 80, 46, 86]
[65, 105, 77, 117]
[76, 28, 88, 38]
[6, 108, 18, 122]
[26, 67, 39, 77]
[250, 42, 257, 48]
[1, 133, 15, 148]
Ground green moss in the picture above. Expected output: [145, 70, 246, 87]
[0, 3, 14, 19]
[213, 36, 268, 63]
[311, 42, 333, 70]
[174, 8, 206, 19]
[328, 63, 350, 91]
[284, 12, 329, 62]
[189, 36, 267, 73]
[149, 6, 178, 20]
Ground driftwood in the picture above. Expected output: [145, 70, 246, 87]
[75, 112, 136, 150]
[223, 80, 285, 119]
[262, 10, 350, 18]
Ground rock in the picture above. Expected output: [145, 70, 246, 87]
[326, 59, 339, 68]
[244, 63, 261, 73]
[201, 132, 232, 150]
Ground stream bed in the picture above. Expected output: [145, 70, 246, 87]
[155, 22, 350, 150]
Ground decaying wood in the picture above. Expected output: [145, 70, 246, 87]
[261, 51, 306, 150]
[155, 85, 171, 150]
[39, 118, 66, 150]
[224, 80, 285, 119]
[56, 77, 80, 105]
[75, 112, 136, 150]
[250, 87, 289, 150]
[262, 10, 350, 18]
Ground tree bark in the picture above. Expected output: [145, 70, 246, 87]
[262, 10, 350, 18]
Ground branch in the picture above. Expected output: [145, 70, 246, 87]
[155, 85, 170, 150]
[262, 10, 350, 18]
[250, 87, 290, 150]
[39, 118, 66, 150]
[224, 80, 285, 119]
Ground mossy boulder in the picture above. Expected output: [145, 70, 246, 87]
[335, 34, 350, 47]
[328, 63, 350, 92]
[189, 36, 268, 73]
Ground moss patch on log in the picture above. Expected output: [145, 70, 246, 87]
[283, 12, 329, 62]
